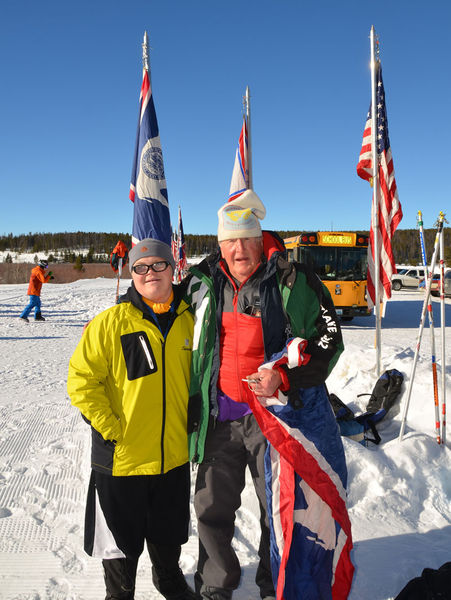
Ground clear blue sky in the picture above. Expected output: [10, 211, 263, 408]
[1, 0, 450, 238]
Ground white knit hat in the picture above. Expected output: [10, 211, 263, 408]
[217, 189, 266, 242]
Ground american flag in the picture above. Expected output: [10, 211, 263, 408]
[248, 339, 354, 599]
[357, 62, 402, 310]
[129, 43, 171, 246]
[171, 229, 178, 265]
[228, 117, 249, 202]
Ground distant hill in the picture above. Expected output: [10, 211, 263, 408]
[0, 228, 450, 267]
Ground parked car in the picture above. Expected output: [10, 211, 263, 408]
[430, 274, 441, 297]
[430, 271, 451, 297]
[391, 267, 426, 291]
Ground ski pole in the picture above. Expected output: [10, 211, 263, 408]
[399, 213, 444, 442]
[115, 257, 123, 304]
[417, 211, 441, 444]
[439, 215, 447, 445]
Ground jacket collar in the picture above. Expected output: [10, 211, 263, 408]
[121, 282, 188, 318]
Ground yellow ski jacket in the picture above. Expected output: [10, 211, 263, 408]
[67, 284, 194, 476]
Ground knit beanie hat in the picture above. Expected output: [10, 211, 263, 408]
[128, 238, 175, 269]
[217, 189, 266, 242]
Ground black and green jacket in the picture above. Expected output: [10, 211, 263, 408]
[185, 231, 344, 464]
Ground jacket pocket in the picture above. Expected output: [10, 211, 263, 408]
[187, 393, 202, 434]
[91, 427, 115, 473]
[120, 331, 158, 380]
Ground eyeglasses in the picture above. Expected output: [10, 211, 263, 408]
[132, 261, 171, 275]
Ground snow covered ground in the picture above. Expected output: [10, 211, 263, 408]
[1, 279, 450, 600]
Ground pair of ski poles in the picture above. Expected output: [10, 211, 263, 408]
[398, 211, 447, 444]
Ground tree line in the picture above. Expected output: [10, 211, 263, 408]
[1, 228, 450, 265]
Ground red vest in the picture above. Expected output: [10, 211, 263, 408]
[217, 266, 265, 404]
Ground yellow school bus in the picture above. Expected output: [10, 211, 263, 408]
[284, 231, 371, 320]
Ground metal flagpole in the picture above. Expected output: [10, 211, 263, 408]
[115, 258, 123, 304]
[370, 26, 381, 376]
[245, 86, 253, 190]
[439, 213, 447, 444]
[142, 31, 150, 74]
[417, 210, 441, 443]
[399, 212, 445, 442]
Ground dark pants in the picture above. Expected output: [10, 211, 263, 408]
[194, 414, 274, 599]
[85, 464, 192, 599]
[103, 543, 190, 600]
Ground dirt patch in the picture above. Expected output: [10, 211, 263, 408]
[0, 263, 132, 285]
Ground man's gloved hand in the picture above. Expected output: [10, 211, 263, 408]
[48, 271, 55, 280]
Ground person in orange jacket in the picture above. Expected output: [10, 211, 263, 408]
[19, 259, 54, 322]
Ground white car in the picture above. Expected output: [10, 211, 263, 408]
[391, 268, 425, 291]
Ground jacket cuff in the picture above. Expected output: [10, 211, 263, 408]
[275, 365, 290, 392]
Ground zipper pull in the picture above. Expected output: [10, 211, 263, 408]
[139, 335, 154, 369]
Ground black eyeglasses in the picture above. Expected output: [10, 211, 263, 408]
[132, 261, 171, 275]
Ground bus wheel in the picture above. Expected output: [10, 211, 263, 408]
[341, 316, 353, 322]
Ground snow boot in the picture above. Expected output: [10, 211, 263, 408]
[152, 565, 200, 599]
[166, 587, 201, 599]
[19, 316, 29, 322]
[35, 313, 46, 321]
[102, 557, 137, 599]
[199, 587, 232, 600]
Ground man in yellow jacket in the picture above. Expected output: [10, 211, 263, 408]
[68, 238, 198, 600]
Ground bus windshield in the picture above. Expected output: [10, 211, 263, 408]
[298, 246, 368, 281]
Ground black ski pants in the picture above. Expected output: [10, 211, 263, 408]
[85, 464, 192, 599]
[194, 414, 275, 599]
[103, 543, 190, 600]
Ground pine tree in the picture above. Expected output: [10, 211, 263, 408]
[73, 255, 84, 271]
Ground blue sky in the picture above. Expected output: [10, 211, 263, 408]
[1, 0, 450, 237]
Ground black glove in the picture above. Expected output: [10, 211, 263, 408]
[50, 276, 55, 280]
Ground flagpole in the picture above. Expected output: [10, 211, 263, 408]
[142, 31, 149, 73]
[439, 212, 447, 444]
[245, 86, 253, 190]
[370, 26, 381, 377]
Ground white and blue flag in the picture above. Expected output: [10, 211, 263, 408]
[129, 63, 171, 246]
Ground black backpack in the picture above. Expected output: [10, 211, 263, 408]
[394, 562, 451, 599]
[330, 369, 404, 445]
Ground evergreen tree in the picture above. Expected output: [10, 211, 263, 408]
[73, 255, 84, 271]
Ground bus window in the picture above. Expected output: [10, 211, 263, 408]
[299, 246, 367, 281]
[337, 248, 367, 280]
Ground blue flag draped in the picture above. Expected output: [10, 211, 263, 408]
[248, 338, 354, 599]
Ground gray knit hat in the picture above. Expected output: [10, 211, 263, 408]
[129, 238, 175, 270]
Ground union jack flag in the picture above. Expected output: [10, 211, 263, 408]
[357, 62, 402, 310]
[247, 338, 354, 599]
[129, 47, 171, 246]
[228, 117, 249, 202]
